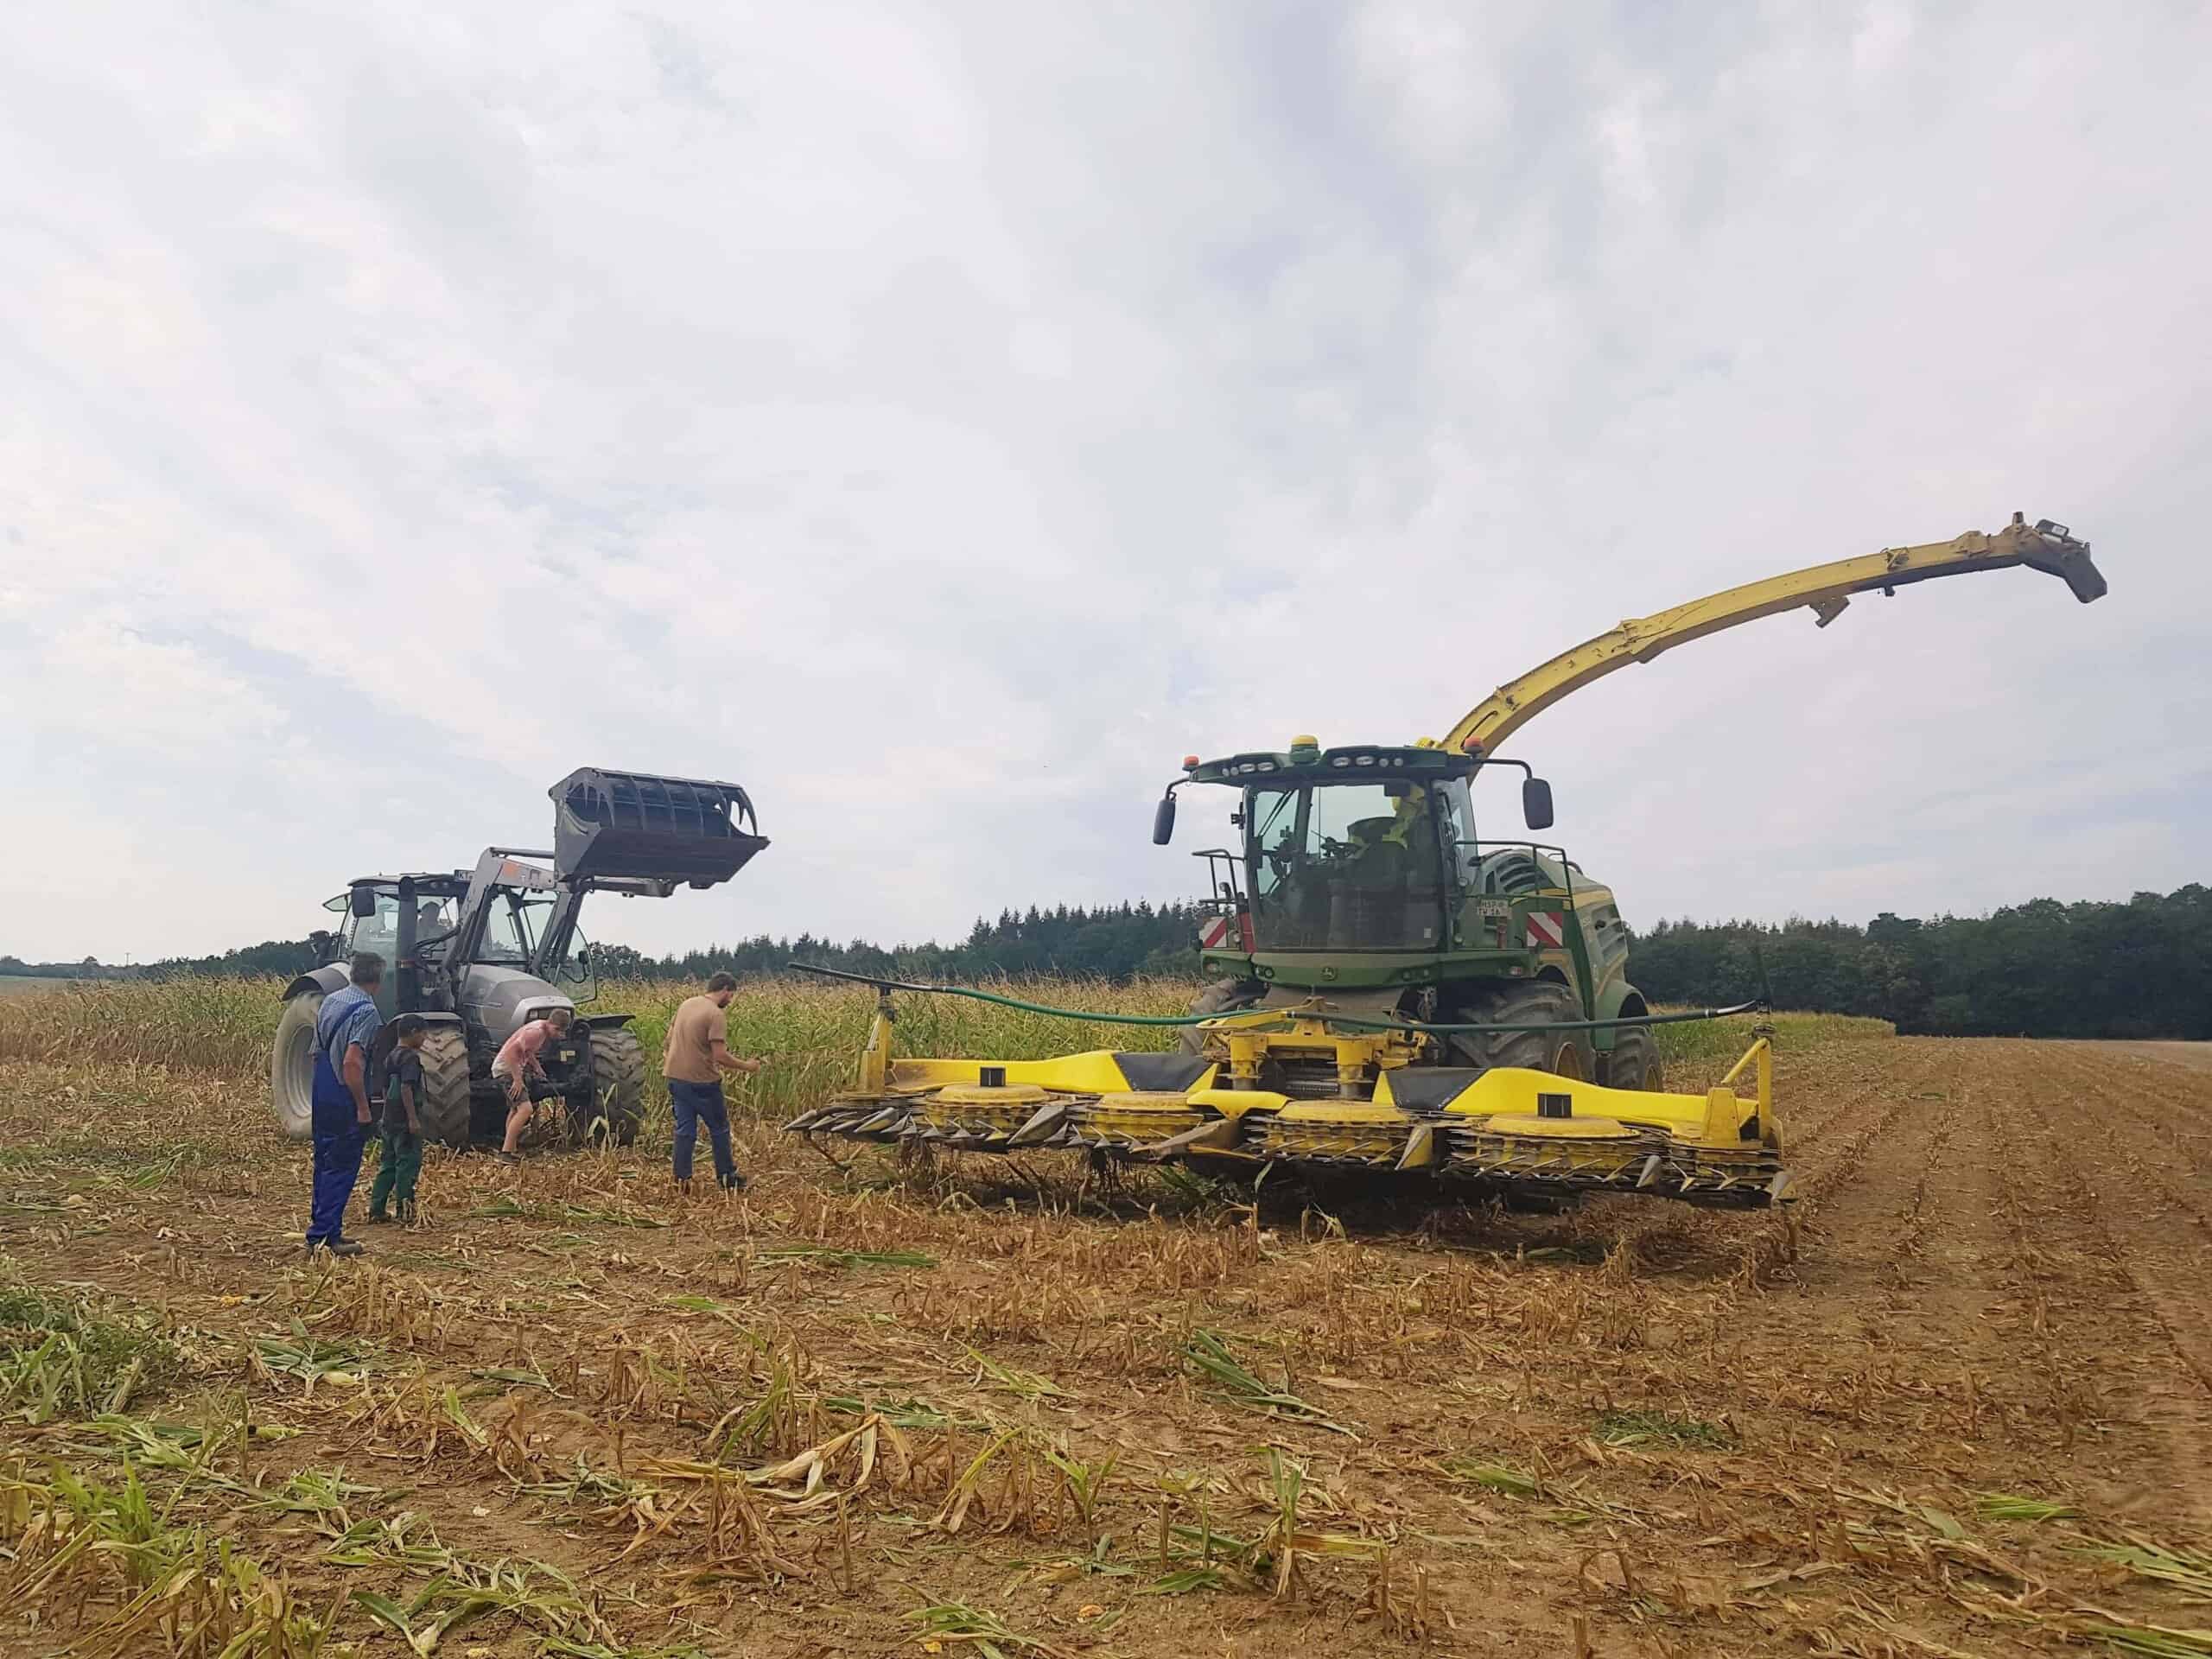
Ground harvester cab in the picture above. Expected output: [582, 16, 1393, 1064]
[788, 514, 2106, 1212]
[271, 769, 766, 1149]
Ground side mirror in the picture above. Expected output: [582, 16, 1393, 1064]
[350, 887, 378, 918]
[1522, 777, 1555, 831]
[1152, 793, 1178, 845]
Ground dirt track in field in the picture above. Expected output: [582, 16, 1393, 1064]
[3, 1034, 2211, 1657]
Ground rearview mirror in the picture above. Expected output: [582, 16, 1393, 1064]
[1522, 777, 1555, 831]
[350, 887, 378, 918]
[1152, 793, 1178, 845]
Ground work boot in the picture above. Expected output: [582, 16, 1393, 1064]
[327, 1237, 367, 1258]
[364, 1211, 391, 1226]
[397, 1201, 416, 1225]
[493, 1150, 520, 1166]
[673, 1177, 695, 1198]
[719, 1172, 749, 1194]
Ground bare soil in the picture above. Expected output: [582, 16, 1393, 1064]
[3, 1034, 2209, 1656]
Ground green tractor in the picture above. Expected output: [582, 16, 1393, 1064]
[786, 518, 2104, 1207]
[1147, 517, 2104, 1129]
[270, 769, 766, 1149]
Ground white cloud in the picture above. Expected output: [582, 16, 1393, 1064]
[1, 0, 2206, 963]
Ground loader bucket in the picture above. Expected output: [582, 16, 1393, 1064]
[550, 768, 768, 887]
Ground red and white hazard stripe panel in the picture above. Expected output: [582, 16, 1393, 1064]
[1524, 910, 1567, 950]
[1198, 912, 1255, 952]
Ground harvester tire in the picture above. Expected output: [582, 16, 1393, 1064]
[1443, 981, 1595, 1079]
[413, 1027, 475, 1151]
[270, 989, 322, 1141]
[1604, 1026, 1662, 1091]
[574, 1027, 646, 1147]
[1178, 977, 1265, 1056]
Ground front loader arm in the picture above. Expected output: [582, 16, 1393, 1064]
[1442, 514, 2105, 756]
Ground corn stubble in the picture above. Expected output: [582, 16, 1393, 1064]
[0, 975, 2202, 1658]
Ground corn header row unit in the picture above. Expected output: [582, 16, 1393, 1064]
[786, 515, 2107, 1211]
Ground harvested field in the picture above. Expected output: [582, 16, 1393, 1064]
[3, 982, 2209, 1658]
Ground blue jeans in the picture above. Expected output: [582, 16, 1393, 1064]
[670, 1079, 738, 1185]
[308, 1052, 367, 1244]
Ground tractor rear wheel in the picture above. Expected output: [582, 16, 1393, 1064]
[413, 1027, 475, 1150]
[1178, 977, 1265, 1056]
[572, 1027, 646, 1147]
[1443, 981, 1594, 1079]
[270, 989, 322, 1141]
[1603, 1026, 1663, 1091]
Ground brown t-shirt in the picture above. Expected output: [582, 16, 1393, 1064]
[663, 995, 728, 1084]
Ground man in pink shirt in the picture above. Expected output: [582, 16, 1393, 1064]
[491, 1007, 574, 1165]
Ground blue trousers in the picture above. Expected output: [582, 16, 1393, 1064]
[308, 1052, 367, 1245]
[670, 1079, 738, 1185]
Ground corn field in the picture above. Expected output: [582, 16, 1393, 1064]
[0, 972, 1887, 1119]
[3, 973, 2207, 1659]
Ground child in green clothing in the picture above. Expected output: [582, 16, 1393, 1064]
[366, 1014, 428, 1224]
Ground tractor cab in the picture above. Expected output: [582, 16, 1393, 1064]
[314, 864, 602, 1020]
[1154, 737, 1582, 994]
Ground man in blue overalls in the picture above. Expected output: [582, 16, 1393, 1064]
[308, 951, 385, 1257]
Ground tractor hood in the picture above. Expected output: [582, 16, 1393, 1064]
[550, 768, 768, 889]
[467, 964, 576, 1044]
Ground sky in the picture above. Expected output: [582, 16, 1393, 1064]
[2, 1, 2208, 964]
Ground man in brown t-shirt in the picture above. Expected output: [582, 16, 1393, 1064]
[664, 972, 765, 1192]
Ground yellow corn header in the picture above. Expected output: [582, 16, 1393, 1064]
[784, 983, 1787, 1208]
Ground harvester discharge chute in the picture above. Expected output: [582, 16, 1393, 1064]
[784, 972, 1788, 1207]
[785, 514, 2106, 1215]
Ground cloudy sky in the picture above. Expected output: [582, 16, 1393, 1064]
[3, 1, 2206, 964]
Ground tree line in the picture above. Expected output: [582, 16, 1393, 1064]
[585, 901, 1210, 984]
[3, 902, 1211, 988]
[11, 886, 2208, 1039]
[1629, 887, 2211, 1039]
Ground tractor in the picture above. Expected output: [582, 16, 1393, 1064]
[787, 516, 2106, 1208]
[270, 769, 766, 1149]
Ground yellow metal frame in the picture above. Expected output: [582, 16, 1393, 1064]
[1441, 517, 2101, 757]
[793, 997, 1790, 1203]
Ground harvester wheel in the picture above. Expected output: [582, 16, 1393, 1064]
[270, 989, 322, 1141]
[573, 1027, 646, 1147]
[413, 1027, 475, 1150]
[1443, 981, 1595, 1079]
[1178, 977, 1265, 1056]
[1604, 1026, 1663, 1091]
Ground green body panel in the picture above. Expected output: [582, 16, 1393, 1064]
[1198, 946, 1548, 991]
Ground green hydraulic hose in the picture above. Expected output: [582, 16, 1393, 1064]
[785, 962, 1762, 1036]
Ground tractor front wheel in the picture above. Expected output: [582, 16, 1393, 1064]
[1603, 1025, 1663, 1091]
[1443, 981, 1595, 1079]
[413, 1027, 475, 1150]
[572, 1027, 646, 1147]
[270, 990, 322, 1141]
[1178, 978, 1265, 1057]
